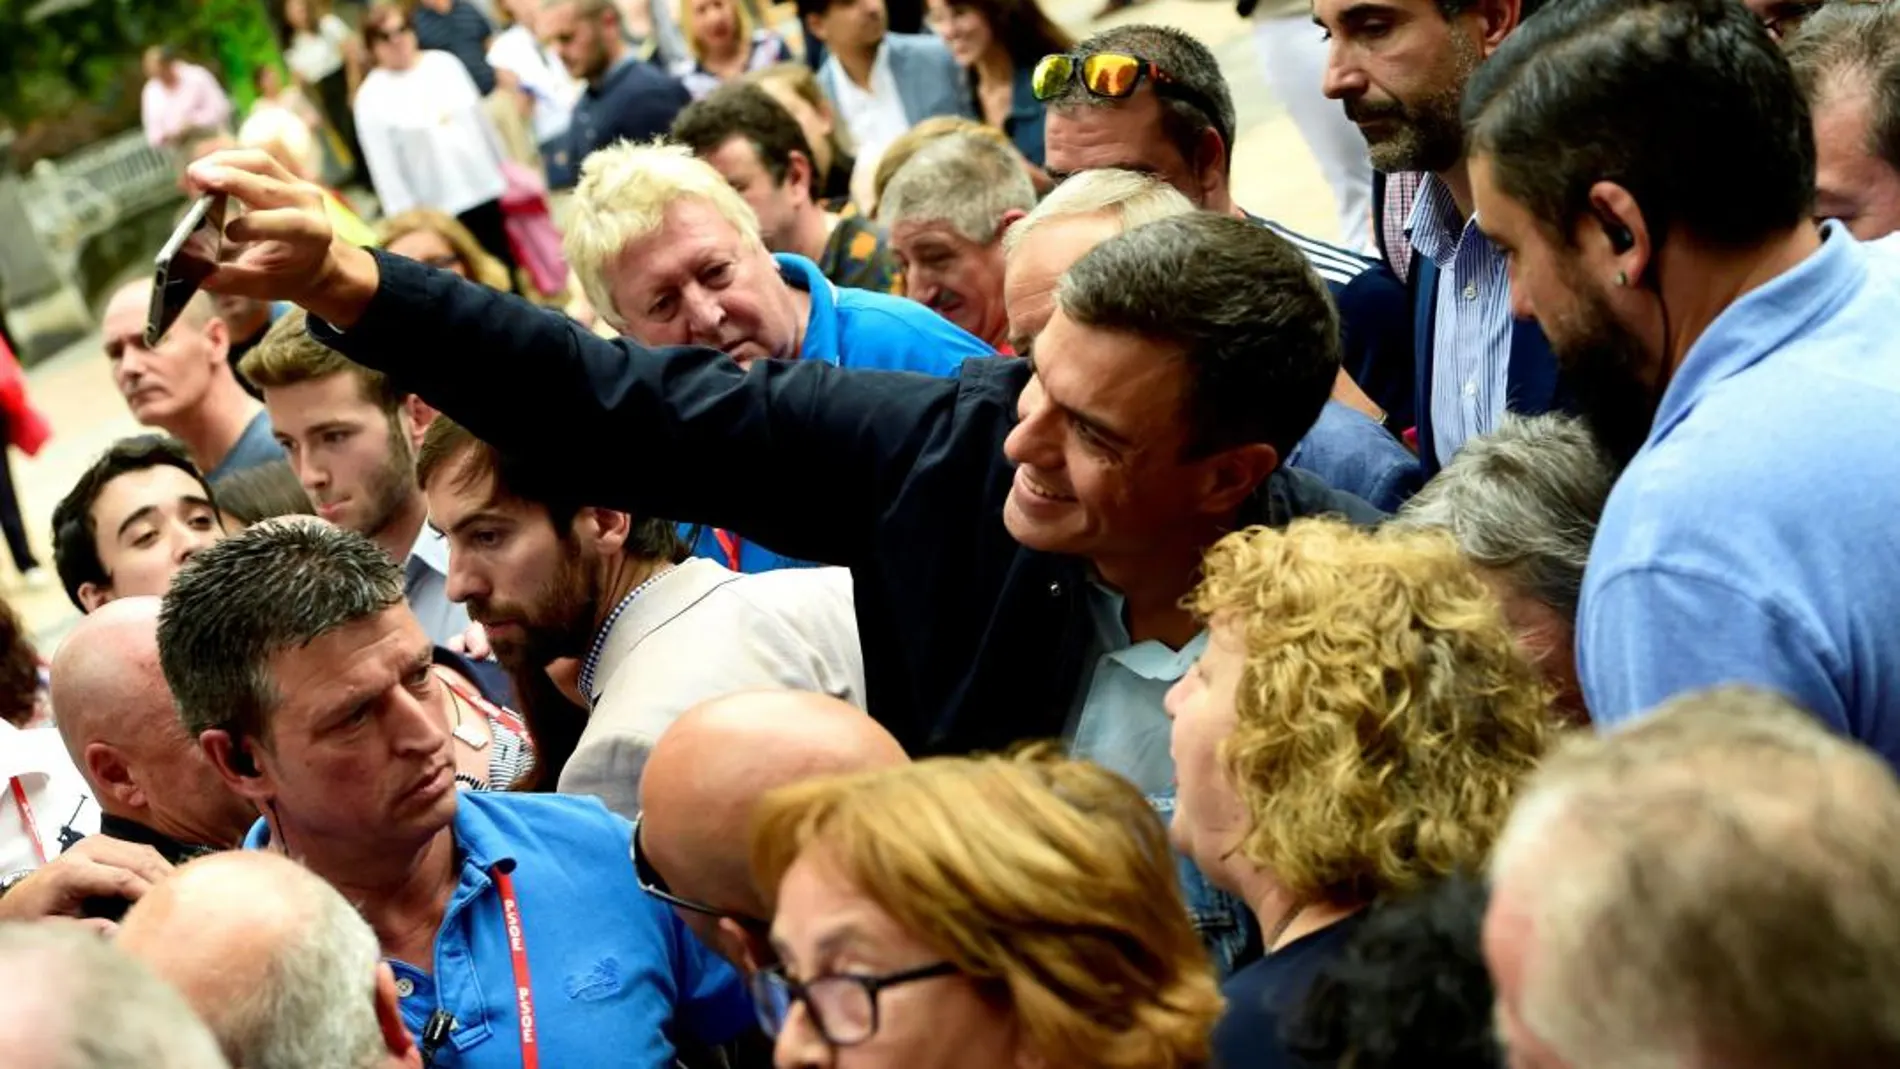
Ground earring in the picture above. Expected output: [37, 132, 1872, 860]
[1615, 270, 1629, 287]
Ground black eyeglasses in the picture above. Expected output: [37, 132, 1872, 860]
[748, 962, 958, 1047]
[630, 814, 771, 933]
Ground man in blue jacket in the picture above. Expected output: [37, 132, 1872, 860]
[540, 0, 692, 189]
[188, 150, 1377, 763]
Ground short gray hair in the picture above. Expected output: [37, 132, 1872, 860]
[876, 133, 1037, 244]
[1394, 414, 1614, 619]
[1001, 169, 1195, 260]
[1043, 25, 1237, 173]
[1786, 1, 1900, 174]
[1491, 686, 1900, 1068]
[220, 868, 388, 1069]
[0, 924, 230, 1068]
[1055, 212, 1338, 459]
[157, 517, 405, 746]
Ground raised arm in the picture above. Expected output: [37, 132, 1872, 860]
[187, 150, 978, 567]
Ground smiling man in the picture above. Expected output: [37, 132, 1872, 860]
[239, 309, 468, 645]
[158, 519, 754, 1069]
[51, 436, 225, 613]
[98, 281, 284, 483]
[878, 131, 1035, 350]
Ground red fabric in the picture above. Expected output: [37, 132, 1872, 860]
[0, 336, 50, 457]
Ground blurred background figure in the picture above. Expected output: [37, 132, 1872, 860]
[753, 62, 860, 207]
[378, 208, 520, 293]
[0, 924, 232, 1069]
[751, 751, 1224, 1068]
[1241, 0, 1374, 250]
[868, 113, 1036, 213]
[1396, 415, 1616, 721]
[1167, 519, 1554, 1069]
[141, 46, 233, 152]
[678, 0, 795, 98]
[489, 0, 586, 176]
[280, 0, 367, 185]
[204, 459, 316, 529]
[236, 66, 323, 188]
[353, 2, 521, 281]
[922, 0, 1071, 169]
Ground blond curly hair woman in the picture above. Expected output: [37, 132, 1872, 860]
[1164, 518, 1555, 1069]
[750, 749, 1224, 1069]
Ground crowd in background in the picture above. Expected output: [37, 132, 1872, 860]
[5, 0, 1900, 1065]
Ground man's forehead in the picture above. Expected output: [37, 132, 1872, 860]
[270, 608, 431, 705]
[95, 466, 206, 522]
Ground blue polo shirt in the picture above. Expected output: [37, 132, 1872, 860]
[686, 254, 990, 572]
[1580, 225, 1900, 761]
[245, 792, 750, 1067]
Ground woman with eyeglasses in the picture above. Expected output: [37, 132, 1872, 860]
[352, 2, 520, 283]
[921, 0, 1071, 168]
[378, 208, 514, 291]
[748, 749, 1223, 1069]
[1165, 519, 1555, 1069]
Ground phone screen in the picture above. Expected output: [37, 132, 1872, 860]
[144, 193, 228, 349]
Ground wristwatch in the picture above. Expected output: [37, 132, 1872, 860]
[0, 870, 34, 899]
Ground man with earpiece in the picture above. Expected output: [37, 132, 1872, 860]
[155, 517, 755, 1069]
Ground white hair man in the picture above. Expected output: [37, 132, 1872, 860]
[565, 140, 990, 372]
[118, 851, 421, 1069]
[0, 921, 230, 1068]
[1487, 686, 1900, 1068]
[877, 132, 1036, 350]
[1396, 414, 1614, 718]
[1001, 168, 1419, 512]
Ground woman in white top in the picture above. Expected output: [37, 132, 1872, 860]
[675, 0, 792, 99]
[283, 0, 366, 182]
[354, 2, 519, 282]
[487, 0, 583, 161]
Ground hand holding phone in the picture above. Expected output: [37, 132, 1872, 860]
[145, 193, 228, 349]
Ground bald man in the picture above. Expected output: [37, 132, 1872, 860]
[52, 597, 256, 892]
[98, 279, 283, 482]
[119, 851, 421, 1069]
[637, 689, 907, 971]
[0, 922, 230, 1068]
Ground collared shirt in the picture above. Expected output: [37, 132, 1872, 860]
[1066, 582, 1210, 796]
[1408, 175, 1514, 466]
[203, 409, 287, 484]
[825, 42, 910, 167]
[414, 0, 499, 95]
[1580, 225, 1900, 760]
[140, 63, 233, 148]
[94, 813, 218, 866]
[406, 524, 472, 648]
[778, 252, 988, 372]
[816, 204, 904, 296]
[243, 792, 751, 1067]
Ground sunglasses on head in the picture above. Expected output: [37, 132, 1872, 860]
[630, 814, 772, 934]
[1031, 51, 1229, 145]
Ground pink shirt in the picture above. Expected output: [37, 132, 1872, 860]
[140, 62, 234, 147]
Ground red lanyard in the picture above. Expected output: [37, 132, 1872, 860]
[493, 863, 539, 1069]
[9, 777, 45, 866]
[713, 529, 743, 572]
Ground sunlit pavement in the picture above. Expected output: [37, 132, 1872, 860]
[5, 0, 1343, 648]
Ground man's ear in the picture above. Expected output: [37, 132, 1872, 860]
[786, 150, 815, 202]
[1474, 0, 1526, 52]
[994, 209, 1028, 247]
[1197, 442, 1280, 518]
[202, 315, 231, 367]
[200, 730, 272, 803]
[574, 507, 632, 554]
[400, 395, 438, 452]
[76, 581, 113, 614]
[718, 917, 776, 976]
[82, 742, 142, 812]
[1193, 126, 1229, 205]
[803, 10, 830, 42]
[374, 963, 424, 1065]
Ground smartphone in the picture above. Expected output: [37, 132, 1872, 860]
[144, 193, 228, 349]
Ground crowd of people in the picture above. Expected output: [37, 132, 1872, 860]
[8, 0, 1900, 1064]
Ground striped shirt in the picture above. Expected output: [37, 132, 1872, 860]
[1255, 216, 1380, 288]
[1408, 174, 1514, 467]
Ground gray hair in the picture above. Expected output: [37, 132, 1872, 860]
[876, 133, 1037, 244]
[1043, 25, 1237, 173]
[1394, 414, 1614, 619]
[1490, 686, 1900, 1068]
[1055, 212, 1338, 459]
[0, 924, 230, 1068]
[1001, 169, 1195, 260]
[1786, 1, 1900, 174]
[218, 870, 388, 1069]
[157, 517, 404, 746]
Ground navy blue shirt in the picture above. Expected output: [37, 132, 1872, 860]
[414, 0, 498, 95]
[558, 55, 691, 188]
[246, 792, 751, 1067]
[1213, 915, 1365, 1069]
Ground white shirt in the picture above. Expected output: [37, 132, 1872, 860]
[487, 25, 582, 146]
[405, 524, 472, 648]
[0, 720, 97, 875]
[825, 43, 910, 172]
[352, 50, 509, 217]
[284, 13, 351, 84]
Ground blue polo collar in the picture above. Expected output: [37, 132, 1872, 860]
[774, 253, 840, 365]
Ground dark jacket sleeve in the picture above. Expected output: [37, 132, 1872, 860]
[310, 251, 970, 567]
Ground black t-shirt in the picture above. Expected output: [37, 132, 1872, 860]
[1212, 914, 1367, 1069]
